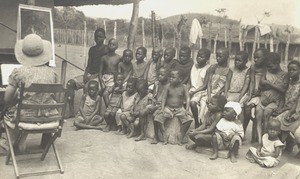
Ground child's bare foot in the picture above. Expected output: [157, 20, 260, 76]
[135, 135, 146, 141]
[127, 131, 134, 138]
[185, 143, 197, 150]
[230, 155, 237, 163]
[150, 138, 158, 144]
[209, 153, 218, 160]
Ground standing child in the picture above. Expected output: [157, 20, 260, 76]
[148, 67, 169, 144]
[132, 47, 148, 79]
[115, 78, 138, 135]
[118, 49, 134, 84]
[186, 95, 227, 151]
[189, 48, 211, 128]
[243, 48, 268, 141]
[256, 52, 289, 144]
[171, 46, 194, 84]
[146, 48, 163, 89]
[99, 38, 122, 107]
[74, 80, 103, 130]
[246, 120, 285, 168]
[103, 74, 125, 132]
[120, 79, 152, 140]
[154, 70, 193, 145]
[210, 102, 244, 163]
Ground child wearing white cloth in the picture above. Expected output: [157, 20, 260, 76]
[210, 101, 244, 163]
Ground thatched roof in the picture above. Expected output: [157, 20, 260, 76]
[53, 0, 137, 6]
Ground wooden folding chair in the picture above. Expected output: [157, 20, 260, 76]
[4, 82, 67, 178]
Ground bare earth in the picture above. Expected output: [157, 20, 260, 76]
[1, 44, 299, 179]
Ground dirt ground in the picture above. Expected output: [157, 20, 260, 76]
[1, 44, 299, 179]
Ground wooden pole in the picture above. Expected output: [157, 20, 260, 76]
[142, 19, 145, 47]
[285, 30, 291, 63]
[208, 22, 212, 51]
[151, 11, 156, 48]
[127, 0, 140, 50]
[239, 22, 243, 51]
[270, 24, 274, 52]
[83, 21, 87, 68]
[61, 27, 68, 85]
[103, 20, 106, 44]
[224, 27, 227, 48]
[251, 26, 258, 61]
[113, 21, 117, 39]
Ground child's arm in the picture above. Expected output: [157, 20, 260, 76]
[206, 67, 213, 102]
[79, 94, 88, 120]
[98, 58, 105, 89]
[160, 84, 169, 111]
[184, 84, 191, 112]
[224, 69, 233, 98]
[238, 69, 250, 102]
[190, 69, 210, 95]
[262, 73, 289, 93]
[194, 113, 222, 134]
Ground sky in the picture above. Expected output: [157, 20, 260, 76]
[76, 0, 300, 28]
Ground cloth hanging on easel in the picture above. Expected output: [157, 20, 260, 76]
[189, 19, 203, 44]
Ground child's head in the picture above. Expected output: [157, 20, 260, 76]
[216, 47, 229, 65]
[288, 60, 300, 80]
[267, 119, 281, 139]
[254, 48, 268, 67]
[164, 47, 176, 63]
[179, 46, 191, 63]
[266, 52, 281, 73]
[234, 51, 248, 70]
[114, 73, 124, 87]
[136, 47, 147, 61]
[126, 77, 137, 95]
[169, 70, 182, 85]
[136, 79, 148, 96]
[158, 67, 168, 83]
[223, 101, 242, 121]
[108, 38, 118, 52]
[123, 49, 133, 64]
[87, 80, 99, 97]
[207, 95, 227, 113]
[196, 49, 210, 67]
[94, 28, 106, 45]
[152, 48, 163, 62]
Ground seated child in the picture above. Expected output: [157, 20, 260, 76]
[100, 38, 122, 107]
[246, 119, 285, 168]
[210, 101, 244, 163]
[132, 47, 148, 79]
[115, 78, 138, 135]
[272, 60, 300, 152]
[103, 74, 125, 132]
[256, 52, 289, 144]
[159, 47, 176, 76]
[118, 49, 134, 84]
[146, 48, 163, 90]
[186, 95, 227, 150]
[189, 48, 211, 128]
[74, 80, 103, 130]
[154, 70, 193, 145]
[243, 48, 267, 142]
[148, 67, 169, 144]
[121, 79, 152, 141]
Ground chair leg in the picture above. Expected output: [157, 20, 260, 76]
[41, 133, 51, 149]
[4, 124, 20, 178]
[41, 133, 58, 160]
[52, 143, 64, 174]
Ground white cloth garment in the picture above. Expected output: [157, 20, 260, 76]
[189, 19, 203, 44]
[258, 24, 271, 36]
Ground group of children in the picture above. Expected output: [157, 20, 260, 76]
[69, 28, 300, 167]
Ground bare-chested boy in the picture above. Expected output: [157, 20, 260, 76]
[154, 70, 193, 145]
[100, 38, 122, 107]
[146, 48, 163, 89]
[132, 47, 148, 79]
[66, 28, 108, 117]
[118, 49, 134, 84]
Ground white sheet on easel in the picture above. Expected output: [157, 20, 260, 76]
[1, 64, 22, 85]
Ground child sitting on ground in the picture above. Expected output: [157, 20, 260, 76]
[154, 70, 193, 145]
[256, 52, 289, 144]
[115, 78, 138, 135]
[148, 67, 169, 144]
[210, 101, 244, 163]
[103, 74, 125, 132]
[186, 95, 227, 151]
[246, 119, 285, 168]
[118, 49, 134, 84]
[243, 48, 268, 142]
[121, 79, 152, 141]
[189, 48, 211, 128]
[74, 80, 103, 130]
[146, 48, 163, 90]
[132, 47, 148, 79]
[100, 38, 122, 107]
